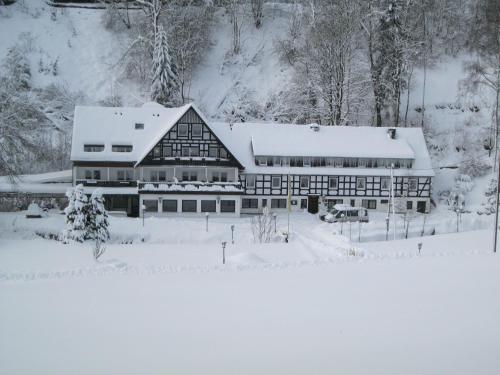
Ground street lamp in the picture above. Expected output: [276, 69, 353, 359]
[205, 212, 209, 232]
[231, 224, 235, 244]
[340, 213, 345, 235]
[272, 212, 277, 233]
[221, 241, 227, 265]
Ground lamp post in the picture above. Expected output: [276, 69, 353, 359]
[205, 212, 209, 232]
[141, 204, 146, 227]
[231, 224, 235, 244]
[340, 213, 345, 235]
[221, 241, 227, 265]
[385, 216, 389, 241]
[272, 212, 277, 233]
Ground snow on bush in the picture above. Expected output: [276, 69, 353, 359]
[88, 189, 110, 244]
[459, 153, 491, 177]
[62, 184, 89, 243]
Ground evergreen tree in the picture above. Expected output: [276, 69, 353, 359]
[88, 189, 110, 243]
[62, 184, 89, 243]
[151, 25, 179, 107]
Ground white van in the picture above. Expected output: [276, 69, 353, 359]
[320, 204, 369, 223]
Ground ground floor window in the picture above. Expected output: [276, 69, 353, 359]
[362, 199, 377, 209]
[301, 198, 307, 209]
[162, 199, 177, 212]
[326, 199, 343, 210]
[417, 201, 426, 213]
[182, 200, 197, 212]
[221, 200, 236, 213]
[407, 201, 413, 210]
[271, 199, 287, 209]
[242, 198, 258, 209]
[201, 200, 216, 212]
[143, 200, 158, 212]
[261, 199, 267, 208]
[381, 199, 389, 204]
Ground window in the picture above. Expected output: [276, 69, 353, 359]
[301, 199, 307, 209]
[135, 123, 144, 130]
[334, 158, 343, 167]
[192, 123, 202, 137]
[85, 170, 101, 180]
[162, 200, 177, 212]
[271, 176, 281, 188]
[158, 170, 167, 181]
[381, 199, 389, 204]
[257, 157, 267, 166]
[182, 147, 190, 157]
[221, 200, 236, 213]
[83, 144, 104, 152]
[189, 147, 199, 157]
[143, 200, 158, 212]
[271, 199, 287, 209]
[182, 171, 197, 182]
[178, 124, 188, 136]
[117, 170, 133, 181]
[261, 199, 268, 208]
[242, 198, 258, 209]
[112, 145, 133, 152]
[407, 201, 413, 210]
[408, 178, 418, 191]
[182, 200, 197, 212]
[356, 177, 366, 190]
[328, 177, 338, 189]
[209, 146, 218, 158]
[212, 171, 227, 183]
[303, 157, 311, 167]
[201, 200, 216, 212]
[246, 175, 256, 188]
[300, 176, 309, 188]
[219, 148, 228, 159]
[381, 177, 390, 190]
[362, 199, 377, 209]
[163, 146, 172, 157]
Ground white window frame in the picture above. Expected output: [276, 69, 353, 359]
[381, 177, 390, 190]
[408, 177, 418, 191]
[356, 177, 366, 190]
[303, 157, 311, 167]
[328, 176, 338, 189]
[300, 176, 309, 188]
[178, 123, 188, 137]
[246, 175, 256, 188]
[271, 176, 281, 189]
[192, 123, 202, 137]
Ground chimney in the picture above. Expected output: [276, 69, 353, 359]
[387, 128, 396, 139]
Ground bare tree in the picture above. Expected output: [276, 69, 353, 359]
[251, 207, 274, 243]
[251, 0, 263, 28]
[227, 0, 243, 55]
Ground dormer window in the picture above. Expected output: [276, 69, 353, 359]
[135, 123, 144, 130]
[84, 144, 104, 152]
[112, 145, 133, 152]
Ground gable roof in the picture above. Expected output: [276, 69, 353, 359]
[71, 103, 196, 164]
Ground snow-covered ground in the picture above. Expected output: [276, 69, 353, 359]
[1, 211, 499, 374]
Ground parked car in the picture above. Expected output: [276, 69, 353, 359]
[320, 204, 369, 223]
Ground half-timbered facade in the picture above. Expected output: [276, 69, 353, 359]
[71, 102, 434, 217]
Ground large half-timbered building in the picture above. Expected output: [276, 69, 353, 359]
[71, 102, 434, 217]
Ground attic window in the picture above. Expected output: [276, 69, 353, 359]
[135, 123, 144, 130]
[112, 145, 133, 152]
[84, 144, 104, 152]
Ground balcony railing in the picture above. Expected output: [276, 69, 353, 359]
[75, 180, 137, 188]
[138, 181, 243, 194]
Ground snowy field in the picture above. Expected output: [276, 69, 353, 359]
[1, 211, 499, 374]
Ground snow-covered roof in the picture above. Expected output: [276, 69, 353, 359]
[250, 124, 415, 159]
[71, 103, 195, 163]
[211, 122, 434, 177]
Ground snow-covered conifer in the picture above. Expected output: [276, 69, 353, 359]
[88, 189, 110, 243]
[62, 184, 89, 243]
[151, 25, 179, 107]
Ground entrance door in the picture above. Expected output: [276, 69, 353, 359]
[307, 195, 319, 214]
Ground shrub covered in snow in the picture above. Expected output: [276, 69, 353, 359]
[459, 153, 491, 177]
[88, 189, 110, 243]
[62, 184, 89, 243]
